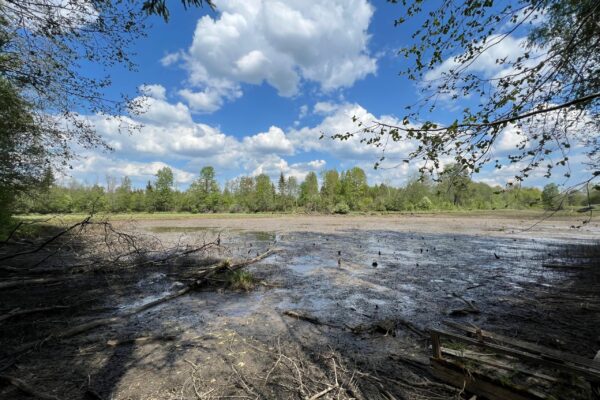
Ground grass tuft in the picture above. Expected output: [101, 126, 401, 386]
[226, 270, 255, 291]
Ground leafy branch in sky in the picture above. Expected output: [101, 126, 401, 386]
[334, 0, 600, 185]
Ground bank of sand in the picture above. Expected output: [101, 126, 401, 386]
[131, 211, 600, 239]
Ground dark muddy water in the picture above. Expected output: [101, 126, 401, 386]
[123, 227, 596, 347]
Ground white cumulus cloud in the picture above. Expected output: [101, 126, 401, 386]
[243, 126, 294, 155]
[168, 0, 377, 112]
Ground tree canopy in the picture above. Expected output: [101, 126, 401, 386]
[335, 0, 599, 187]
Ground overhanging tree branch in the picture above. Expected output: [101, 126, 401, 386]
[374, 92, 600, 133]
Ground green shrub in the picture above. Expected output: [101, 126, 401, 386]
[333, 202, 350, 214]
[417, 196, 433, 210]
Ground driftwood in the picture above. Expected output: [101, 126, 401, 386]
[282, 310, 345, 330]
[306, 385, 337, 400]
[441, 347, 560, 383]
[282, 310, 427, 340]
[443, 320, 600, 371]
[431, 356, 546, 400]
[433, 329, 600, 381]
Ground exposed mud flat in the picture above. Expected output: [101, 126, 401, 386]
[137, 212, 600, 239]
[1, 214, 599, 399]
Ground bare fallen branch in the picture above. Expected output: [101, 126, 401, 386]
[0, 216, 92, 262]
[106, 334, 177, 347]
[0, 374, 61, 400]
[0, 305, 72, 323]
[283, 310, 321, 325]
[306, 385, 337, 400]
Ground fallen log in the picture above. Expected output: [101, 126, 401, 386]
[282, 310, 343, 329]
[441, 347, 560, 383]
[443, 320, 600, 371]
[431, 329, 600, 384]
[430, 357, 547, 400]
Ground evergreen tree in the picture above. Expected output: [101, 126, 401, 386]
[277, 172, 287, 211]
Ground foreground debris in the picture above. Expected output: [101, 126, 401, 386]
[177, 330, 458, 400]
[430, 321, 600, 400]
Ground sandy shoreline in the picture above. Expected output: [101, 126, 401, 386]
[130, 213, 600, 240]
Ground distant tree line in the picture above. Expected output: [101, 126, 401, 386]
[14, 165, 599, 215]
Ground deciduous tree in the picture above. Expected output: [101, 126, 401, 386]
[0, 0, 214, 218]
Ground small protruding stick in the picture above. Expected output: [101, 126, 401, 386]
[592, 351, 600, 399]
[431, 331, 442, 360]
[306, 386, 336, 400]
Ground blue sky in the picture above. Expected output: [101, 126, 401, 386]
[69, 0, 591, 190]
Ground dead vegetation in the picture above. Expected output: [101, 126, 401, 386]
[178, 330, 458, 400]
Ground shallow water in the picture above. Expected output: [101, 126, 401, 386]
[117, 228, 596, 330]
[148, 226, 217, 233]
